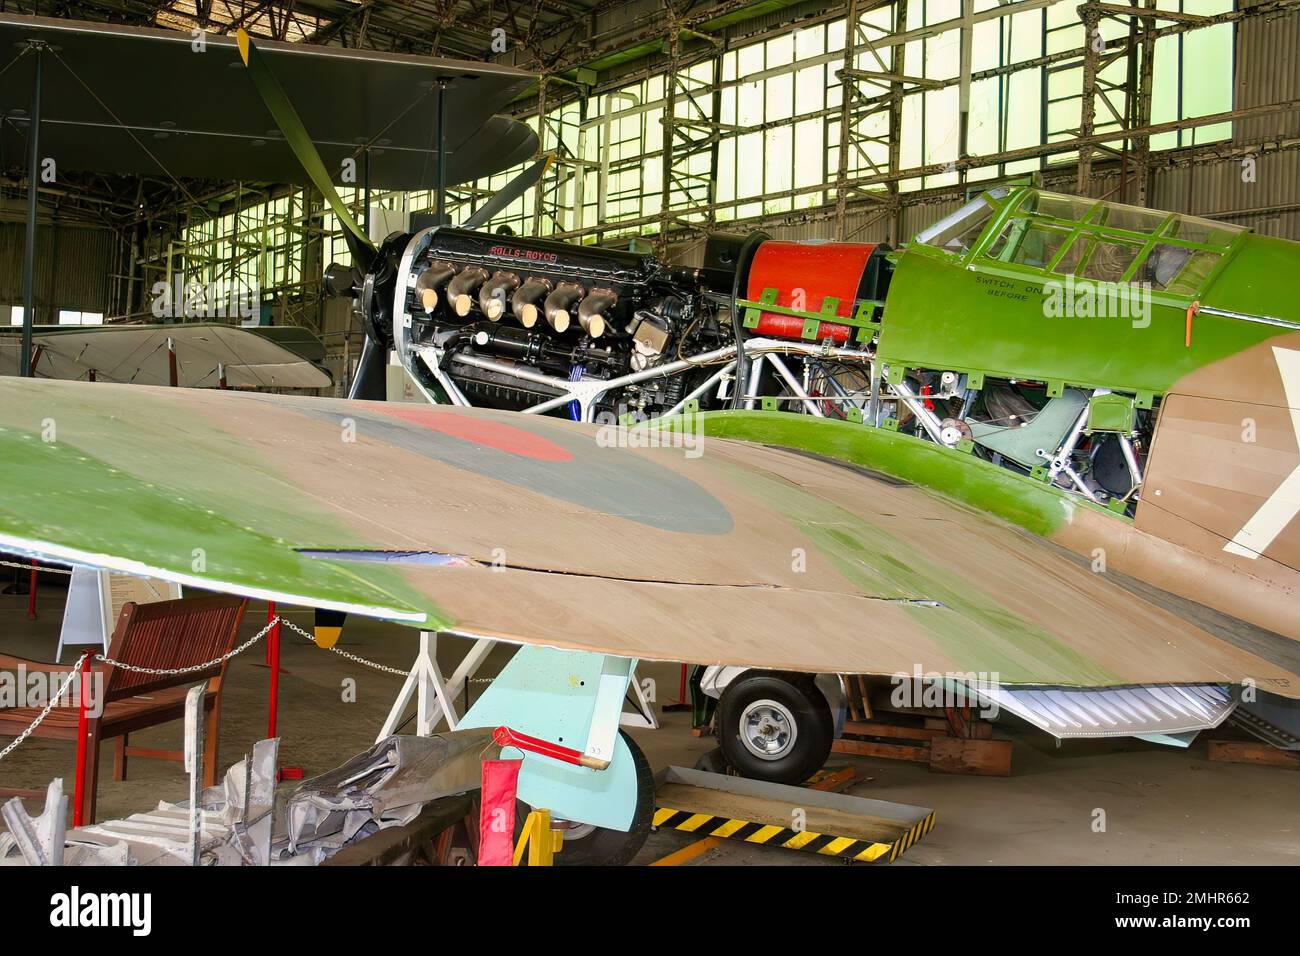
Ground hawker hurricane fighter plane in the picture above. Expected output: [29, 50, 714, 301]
[332, 170, 1300, 783]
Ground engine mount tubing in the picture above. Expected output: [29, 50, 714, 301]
[445, 336, 873, 417]
[479, 271, 521, 322]
[415, 261, 456, 312]
[446, 266, 489, 317]
[889, 377, 948, 444]
[744, 354, 765, 410]
[452, 351, 567, 390]
[663, 360, 737, 417]
[543, 282, 583, 333]
[414, 345, 473, 407]
[576, 287, 617, 338]
[766, 353, 824, 417]
[1119, 434, 1144, 491]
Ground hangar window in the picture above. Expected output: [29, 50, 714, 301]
[58, 310, 104, 326]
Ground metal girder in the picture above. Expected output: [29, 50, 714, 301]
[1087, 1, 1213, 24]
[839, 67, 941, 90]
[656, 11, 721, 250]
[1076, 3, 1102, 194]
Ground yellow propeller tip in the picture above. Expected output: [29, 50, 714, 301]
[236, 28, 251, 66]
[314, 626, 342, 649]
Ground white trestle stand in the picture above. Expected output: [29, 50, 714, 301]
[377, 631, 660, 743]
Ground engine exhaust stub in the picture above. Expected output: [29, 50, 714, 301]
[576, 287, 616, 339]
[446, 266, 490, 317]
[414, 260, 457, 313]
[511, 276, 553, 329]
[479, 271, 521, 322]
[543, 282, 584, 334]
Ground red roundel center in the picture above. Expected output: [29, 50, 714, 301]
[371, 405, 574, 462]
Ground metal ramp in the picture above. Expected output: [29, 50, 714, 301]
[653, 766, 934, 864]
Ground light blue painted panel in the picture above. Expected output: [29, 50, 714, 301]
[460, 645, 638, 831]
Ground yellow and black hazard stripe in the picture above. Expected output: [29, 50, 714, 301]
[652, 807, 936, 863]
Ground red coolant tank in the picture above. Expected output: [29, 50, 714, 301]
[744, 240, 884, 344]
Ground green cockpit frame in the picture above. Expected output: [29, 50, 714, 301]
[913, 186, 1247, 304]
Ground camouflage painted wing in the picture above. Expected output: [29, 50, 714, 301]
[0, 378, 1293, 695]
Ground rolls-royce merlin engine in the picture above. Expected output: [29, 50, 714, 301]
[384, 227, 741, 421]
[326, 220, 891, 421]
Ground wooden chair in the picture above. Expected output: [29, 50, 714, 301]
[0, 594, 247, 824]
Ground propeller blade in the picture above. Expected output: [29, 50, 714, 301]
[237, 29, 375, 264]
[461, 155, 554, 230]
[347, 333, 388, 401]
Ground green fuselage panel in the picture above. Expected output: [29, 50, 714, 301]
[877, 234, 1295, 395]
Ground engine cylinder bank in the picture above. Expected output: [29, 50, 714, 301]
[408, 227, 656, 337]
[382, 223, 881, 419]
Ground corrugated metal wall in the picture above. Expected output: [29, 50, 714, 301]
[0, 222, 117, 323]
[1236, 0, 1300, 143]
[1152, 150, 1300, 240]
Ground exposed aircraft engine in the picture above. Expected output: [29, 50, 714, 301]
[327, 223, 894, 423]
[385, 227, 747, 421]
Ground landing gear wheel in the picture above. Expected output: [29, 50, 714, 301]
[551, 730, 654, 866]
[719, 671, 832, 784]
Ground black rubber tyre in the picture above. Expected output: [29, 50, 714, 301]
[553, 730, 654, 866]
[718, 670, 833, 784]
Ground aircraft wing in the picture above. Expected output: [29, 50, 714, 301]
[0, 324, 331, 389]
[1, 378, 1294, 702]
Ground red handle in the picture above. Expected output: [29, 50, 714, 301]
[492, 726, 606, 769]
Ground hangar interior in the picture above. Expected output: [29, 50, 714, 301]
[5, 0, 1297, 381]
[0, 0, 1298, 870]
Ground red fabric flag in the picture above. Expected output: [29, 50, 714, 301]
[478, 758, 523, 866]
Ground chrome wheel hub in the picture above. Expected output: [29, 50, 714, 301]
[739, 698, 798, 760]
